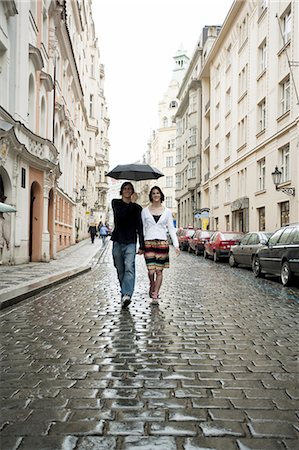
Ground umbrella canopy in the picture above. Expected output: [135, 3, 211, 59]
[0, 202, 17, 213]
[106, 163, 164, 181]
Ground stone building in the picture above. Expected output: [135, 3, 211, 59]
[0, 0, 109, 264]
[175, 27, 221, 229]
[145, 48, 189, 224]
[198, 0, 298, 232]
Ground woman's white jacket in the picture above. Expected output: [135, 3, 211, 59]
[141, 207, 179, 248]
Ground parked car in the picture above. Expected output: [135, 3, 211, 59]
[229, 231, 272, 268]
[177, 228, 195, 251]
[188, 230, 214, 255]
[204, 231, 244, 262]
[252, 223, 299, 286]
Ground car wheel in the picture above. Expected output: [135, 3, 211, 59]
[229, 253, 237, 267]
[213, 251, 219, 262]
[281, 261, 293, 286]
[204, 250, 208, 259]
[252, 256, 263, 277]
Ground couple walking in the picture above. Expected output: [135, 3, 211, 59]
[111, 181, 179, 308]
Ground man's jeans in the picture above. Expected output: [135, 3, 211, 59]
[112, 242, 136, 297]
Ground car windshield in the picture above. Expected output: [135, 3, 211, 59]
[222, 233, 243, 240]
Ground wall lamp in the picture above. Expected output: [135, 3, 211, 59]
[75, 185, 87, 206]
[271, 167, 295, 196]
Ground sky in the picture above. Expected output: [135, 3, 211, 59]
[91, 0, 234, 168]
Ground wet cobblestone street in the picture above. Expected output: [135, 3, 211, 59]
[1, 243, 298, 450]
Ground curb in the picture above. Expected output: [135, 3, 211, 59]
[0, 266, 91, 310]
[0, 241, 109, 311]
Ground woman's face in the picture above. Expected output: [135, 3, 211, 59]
[151, 189, 161, 202]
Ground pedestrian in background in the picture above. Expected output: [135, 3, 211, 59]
[88, 222, 97, 244]
[141, 186, 179, 304]
[99, 223, 109, 245]
[111, 181, 145, 308]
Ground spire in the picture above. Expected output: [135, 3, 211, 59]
[172, 44, 189, 82]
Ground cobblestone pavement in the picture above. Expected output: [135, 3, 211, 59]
[0, 243, 298, 450]
[0, 238, 105, 309]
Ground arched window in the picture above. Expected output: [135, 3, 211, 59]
[40, 96, 46, 137]
[169, 100, 178, 109]
[28, 74, 35, 131]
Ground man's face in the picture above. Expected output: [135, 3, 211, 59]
[122, 185, 133, 198]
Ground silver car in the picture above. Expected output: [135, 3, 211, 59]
[229, 232, 272, 269]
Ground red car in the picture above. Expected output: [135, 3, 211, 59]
[188, 230, 214, 255]
[204, 231, 244, 262]
[177, 228, 195, 251]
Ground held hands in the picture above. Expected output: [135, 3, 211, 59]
[137, 249, 145, 255]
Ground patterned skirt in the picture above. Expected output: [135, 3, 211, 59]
[144, 239, 170, 270]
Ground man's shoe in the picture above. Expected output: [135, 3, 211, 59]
[121, 295, 131, 308]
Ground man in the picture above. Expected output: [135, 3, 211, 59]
[111, 182, 145, 308]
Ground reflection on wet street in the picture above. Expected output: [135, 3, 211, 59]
[1, 243, 298, 449]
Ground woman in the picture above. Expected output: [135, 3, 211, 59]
[141, 186, 179, 303]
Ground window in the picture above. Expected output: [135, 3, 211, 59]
[188, 160, 196, 179]
[259, 39, 267, 73]
[215, 144, 219, 167]
[279, 144, 290, 183]
[166, 156, 174, 167]
[215, 102, 220, 124]
[257, 158, 266, 191]
[169, 101, 177, 108]
[280, 76, 290, 115]
[238, 65, 248, 97]
[188, 127, 197, 146]
[89, 94, 94, 117]
[225, 133, 231, 159]
[226, 44, 232, 69]
[257, 207, 266, 231]
[280, 201, 289, 226]
[226, 88, 231, 114]
[91, 55, 94, 77]
[163, 117, 168, 127]
[166, 196, 173, 208]
[176, 174, 181, 190]
[281, 7, 292, 44]
[258, 98, 266, 132]
[21, 168, 26, 188]
[166, 176, 173, 188]
[214, 184, 219, 206]
[225, 214, 230, 231]
[239, 15, 248, 48]
[225, 178, 231, 203]
[176, 147, 182, 164]
[238, 116, 247, 148]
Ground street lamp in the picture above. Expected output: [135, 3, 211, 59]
[271, 166, 295, 196]
[75, 185, 87, 206]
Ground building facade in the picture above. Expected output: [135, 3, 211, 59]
[145, 48, 189, 224]
[0, 0, 109, 265]
[175, 27, 221, 229]
[199, 0, 299, 232]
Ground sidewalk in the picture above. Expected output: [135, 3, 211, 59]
[0, 237, 107, 310]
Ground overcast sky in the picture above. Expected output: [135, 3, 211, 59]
[91, 0, 234, 168]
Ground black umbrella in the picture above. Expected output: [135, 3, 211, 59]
[106, 163, 164, 181]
